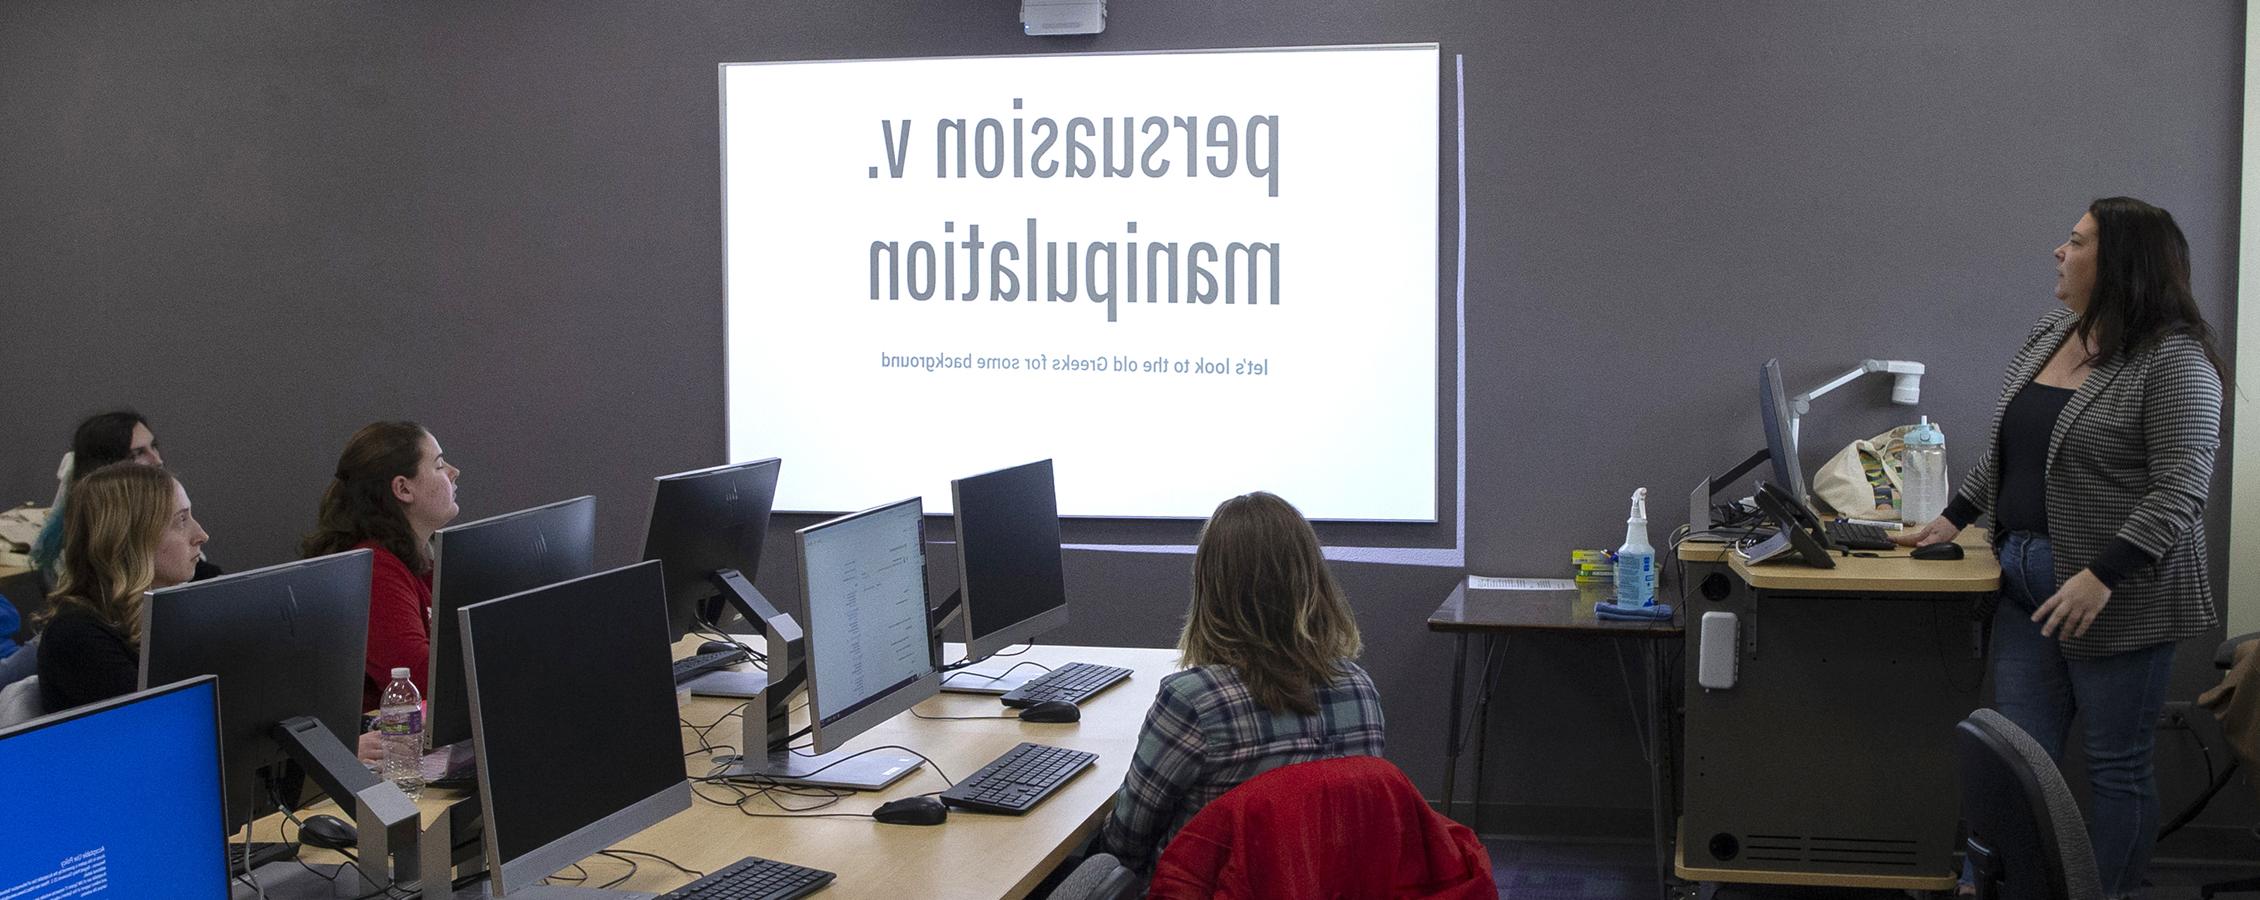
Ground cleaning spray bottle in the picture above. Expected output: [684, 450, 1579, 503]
[1614, 488, 1656, 607]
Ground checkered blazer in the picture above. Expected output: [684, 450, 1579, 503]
[1952, 307, 2222, 657]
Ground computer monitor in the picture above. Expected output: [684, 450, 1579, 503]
[710, 497, 934, 790]
[640, 459, 792, 698]
[1759, 358, 1808, 508]
[458, 560, 689, 898]
[427, 495, 598, 750]
[0, 677, 228, 899]
[950, 459, 1068, 660]
[140, 551, 381, 835]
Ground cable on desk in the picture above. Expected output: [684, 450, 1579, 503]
[263, 783, 409, 900]
[595, 853, 639, 889]
[939, 659, 1054, 684]
[695, 622, 768, 667]
[941, 643, 1043, 672]
[601, 849, 704, 880]
[546, 862, 590, 885]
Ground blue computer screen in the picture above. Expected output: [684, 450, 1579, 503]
[0, 679, 226, 899]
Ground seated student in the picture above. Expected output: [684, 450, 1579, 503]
[29, 410, 171, 580]
[1095, 491, 1386, 873]
[301, 421, 461, 712]
[35, 463, 210, 713]
[7, 410, 220, 693]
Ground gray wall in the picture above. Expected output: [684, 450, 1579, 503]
[3, 1, 2249, 838]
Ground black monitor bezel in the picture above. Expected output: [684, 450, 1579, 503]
[427, 495, 599, 749]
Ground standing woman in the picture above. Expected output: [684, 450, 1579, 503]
[1096, 491, 1385, 873]
[302, 421, 461, 711]
[35, 463, 210, 712]
[1898, 197, 2225, 898]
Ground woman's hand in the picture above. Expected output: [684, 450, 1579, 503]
[2034, 569, 2112, 639]
[1892, 516, 1961, 547]
[358, 730, 386, 767]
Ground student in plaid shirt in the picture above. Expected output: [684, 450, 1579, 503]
[1096, 491, 1385, 873]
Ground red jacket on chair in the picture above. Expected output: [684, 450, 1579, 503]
[1146, 755, 1496, 899]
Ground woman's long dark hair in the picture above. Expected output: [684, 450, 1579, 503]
[2072, 197, 2228, 379]
[302, 421, 432, 571]
[70, 410, 150, 480]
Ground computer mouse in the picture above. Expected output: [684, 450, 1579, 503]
[872, 795, 949, 826]
[298, 814, 359, 851]
[1018, 700, 1081, 724]
[696, 640, 743, 657]
[1911, 542, 1965, 561]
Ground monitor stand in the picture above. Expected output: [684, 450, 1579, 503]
[683, 669, 770, 698]
[707, 747, 925, 791]
[939, 666, 1037, 695]
[1687, 447, 1771, 541]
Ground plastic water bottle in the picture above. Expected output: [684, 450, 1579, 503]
[1899, 417, 1949, 527]
[378, 667, 424, 800]
[1614, 488, 1657, 606]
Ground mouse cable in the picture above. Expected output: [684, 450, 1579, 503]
[599, 849, 704, 880]
[939, 660, 1054, 685]
[593, 854, 638, 890]
[266, 785, 410, 900]
[941, 643, 1041, 671]
[544, 863, 590, 885]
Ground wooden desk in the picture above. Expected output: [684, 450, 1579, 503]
[1427, 583, 1681, 900]
[1672, 527, 1997, 892]
[253, 642, 1176, 899]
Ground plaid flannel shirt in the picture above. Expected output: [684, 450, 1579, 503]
[1097, 660, 1386, 872]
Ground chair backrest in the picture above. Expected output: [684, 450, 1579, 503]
[0, 675, 47, 729]
[1148, 755, 1495, 899]
[1956, 708, 2104, 900]
[1049, 853, 1139, 900]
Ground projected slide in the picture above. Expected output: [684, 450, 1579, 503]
[722, 45, 1438, 520]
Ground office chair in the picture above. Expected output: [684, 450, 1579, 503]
[1146, 755, 1496, 899]
[0, 675, 46, 729]
[2196, 632, 2258, 900]
[1049, 853, 1139, 900]
[1957, 708, 2104, 900]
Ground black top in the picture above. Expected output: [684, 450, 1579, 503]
[1944, 378, 2156, 591]
[1993, 383, 2075, 535]
[36, 603, 137, 713]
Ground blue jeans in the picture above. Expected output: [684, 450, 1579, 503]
[1985, 531, 2177, 899]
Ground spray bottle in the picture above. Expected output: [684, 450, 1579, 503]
[1615, 488, 1656, 607]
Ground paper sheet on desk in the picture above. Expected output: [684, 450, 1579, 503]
[1467, 575, 1578, 591]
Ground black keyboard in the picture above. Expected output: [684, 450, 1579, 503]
[939, 741, 1096, 815]
[659, 855, 833, 900]
[673, 649, 748, 685]
[1824, 521, 1897, 551]
[998, 662, 1132, 708]
[227, 840, 298, 872]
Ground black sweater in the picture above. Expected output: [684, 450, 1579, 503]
[37, 604, 137, 712]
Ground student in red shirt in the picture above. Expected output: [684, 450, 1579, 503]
[301, 421, 461, 718]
